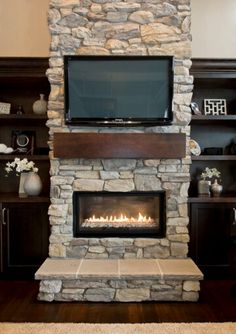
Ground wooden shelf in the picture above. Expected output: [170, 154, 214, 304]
[188, 196, 236, 203]
[0, 114, 47, 124]
[0, 155, 49, 161]
[0, 114, 47, 119]
[192, 155, 236, 161]
[191, 115, 236, 124]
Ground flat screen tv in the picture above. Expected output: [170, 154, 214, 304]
[64, 55, 174, 126]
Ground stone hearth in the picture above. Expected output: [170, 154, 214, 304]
[36, 258, 203, 302]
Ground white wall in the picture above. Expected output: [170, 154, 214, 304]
[0, 0, 236, 58]
[191, 0, 236, 58]
[0, 0, 50, 57]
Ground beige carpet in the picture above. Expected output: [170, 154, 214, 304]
[0, 322, 236, 334]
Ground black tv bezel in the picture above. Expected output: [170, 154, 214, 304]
[64, 55, 174, 127]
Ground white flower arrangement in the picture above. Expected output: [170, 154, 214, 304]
[201, 167, 221, 180]
[5, 157, 38, 176]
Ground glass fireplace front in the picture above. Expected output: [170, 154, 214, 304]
[73, 191, 166, 238]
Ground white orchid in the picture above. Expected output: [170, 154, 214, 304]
[5, 157, 38, 176]
[201, 167, 221, 180]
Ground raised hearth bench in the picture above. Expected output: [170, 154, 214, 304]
[35, 258, 203, 302]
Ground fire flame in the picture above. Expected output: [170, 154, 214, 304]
[86, 212, 153, 224]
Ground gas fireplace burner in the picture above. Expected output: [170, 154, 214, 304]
[73, 191, 166, 238]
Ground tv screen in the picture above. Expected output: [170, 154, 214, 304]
[64, 55, 174, 126]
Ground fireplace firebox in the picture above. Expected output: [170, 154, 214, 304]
[73, 191, 166, 238]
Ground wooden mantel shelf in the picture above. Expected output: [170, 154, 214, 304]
[54, 133, 186, 159]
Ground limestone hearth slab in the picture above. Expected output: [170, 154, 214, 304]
[35, 259, 82, 280]
[119, 259, 161, 278]
[158, 259, 203, 280]
[35, 258, 203, 282]
[78, 259, 119, 278]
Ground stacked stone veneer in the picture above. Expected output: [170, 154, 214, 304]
[49, 157, 191, 259]
[39, 0, 198, 301]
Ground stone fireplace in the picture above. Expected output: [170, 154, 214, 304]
[47, 156, 190, 261]
[35, 0, 203, 302]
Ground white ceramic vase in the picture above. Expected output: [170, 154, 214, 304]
[211, 179, 223, 197]
[32, 94, 47, 114]
[23, 172, 42, 196]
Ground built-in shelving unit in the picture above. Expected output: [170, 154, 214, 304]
[0, 57, 50, 278]
[189, 59, 236, 198]
[189, 58, 236, 278]
[0, 57, 50, 196]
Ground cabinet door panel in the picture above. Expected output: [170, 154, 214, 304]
[189, 203, 234, 276]
[1, 202, 49, 276]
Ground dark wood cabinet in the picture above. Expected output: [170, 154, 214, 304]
[0, 58, 50, 278]
[189, 200, 236, 277]
[0, 198, 49, 278]
[189, 59, 236, 277]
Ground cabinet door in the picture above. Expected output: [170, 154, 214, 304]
[1, 202, 49, 277]
[189, 203, 235, 277]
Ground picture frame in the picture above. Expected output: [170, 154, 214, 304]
[0, 102, 11, 114]
[204, 99, 227, 115]
[11, 130, 35, 155]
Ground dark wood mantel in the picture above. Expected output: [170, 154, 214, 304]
[54, 132, 186, 159]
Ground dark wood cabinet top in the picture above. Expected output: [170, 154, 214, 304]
[0, 192, 50, 203]
[188, 196, 236, 203]
[190, 58, 236, 78]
